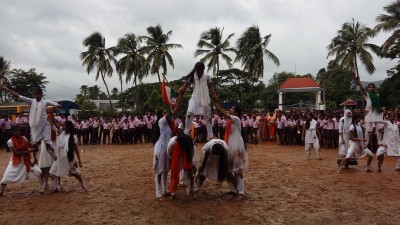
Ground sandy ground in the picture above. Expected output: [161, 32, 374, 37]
[0, 141, 399, 225]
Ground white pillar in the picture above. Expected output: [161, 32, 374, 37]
[278, 92, 283, 110]
[315, 92, 319, 110]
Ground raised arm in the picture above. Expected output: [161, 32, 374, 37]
[0, 86, 20, 98]
[356, 76, 367, 96]
[177, 79, 191, 95]
[213, 100, 230, 119]
[208, 82, 217, 100]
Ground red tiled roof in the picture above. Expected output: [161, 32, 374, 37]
[279, 78, 320, 89]
[339, 99, 357, 106]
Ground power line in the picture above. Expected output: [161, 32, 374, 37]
[47, 81, 79, 93]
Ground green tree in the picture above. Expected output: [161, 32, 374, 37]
[317, 65, 359, 106]
[114, 33, 148, 86]
[380, 70, 400, 108]
[81, 32, 116, 113]
[327, 19, 381, 79]
[80, 85, 89, 99]
[218, 68, 254, 103]
[194, 27, 236, 78]
[141, 24, 183, 82]
[375, 1, 400, 55]
[88, 85, 101, 100]
[236, 26, 280, 81]
[8, 68, 48, 98]
[74, 94, 97, 111]
[114, 33, 150, 110]
[0, 57, 12, 103]
[111, 87, 119, 100]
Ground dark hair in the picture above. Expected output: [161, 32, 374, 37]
[233, 105, 242, 118]
[176, 133, 194, 162]
[367, 83, 376, 88]
[305, 112, 314, 129]
[152, 109, 163, 145]
[351, 113, 361, 139]
[31, 86, 43, 95]
[10, 124, 21, 134]
[65, 120, 76, 162]
[211, 143, 228, 181]
[186, 62, 205, 82]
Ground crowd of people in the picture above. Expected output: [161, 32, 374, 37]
[1, 64, 400, 201]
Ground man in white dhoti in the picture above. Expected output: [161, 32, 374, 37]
[376, 112, 400, 171]
[178, 62, 218, 141]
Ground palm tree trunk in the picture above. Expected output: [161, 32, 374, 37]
[101, 73, 113, 113]
[216, 61, 219, 86]
[353, 56, 364, 108]
[120, 79, 123, 111]
[353, 56, 360, 80]
[157, 71, 161, 83]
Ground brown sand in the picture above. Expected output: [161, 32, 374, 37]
[0, 142, 399, 225]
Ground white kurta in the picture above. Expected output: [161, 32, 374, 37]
[347, 124, 369, 159]
[201, 139, 229, 180]
[364, 94, 383, 122]
[153, 117, 172, 174]
[38, 140, 54, 168]
[18, 95, 59, 144]
[49, 132, 79, 177]
[379, 120, 400, 156]
[338, 114, 352, 157]
[187, 74, 211, 117]
[304, 119, 319, 144]
[227, 115, 248, 173]
[1, 138, 42, 184]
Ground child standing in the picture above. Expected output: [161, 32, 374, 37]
[49, 120, 86, 192]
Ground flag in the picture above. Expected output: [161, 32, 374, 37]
[162, 77, 177, 107]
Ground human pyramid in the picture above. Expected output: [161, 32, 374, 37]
[0, 86, 86, 196]
[1, 62, 400, 200]
[153, 61, 248, 201]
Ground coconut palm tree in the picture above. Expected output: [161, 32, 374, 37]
[236, 26, 280, 80]
[327, 19, 381, 79]
[80, 85, 89, 99]
[114, 33, 149, 111]
[0, 57, 11, 103]
[140, 24, 183, 82]
[194, 27, 236, 77]
[114, 33, 148, 86]
[80, 32, 116, 113]
[375, 1, 400, 55]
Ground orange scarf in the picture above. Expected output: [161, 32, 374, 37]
[11, 136, 31, 172]
[224, 119, 232, 144]
[169, 141, 192, 193]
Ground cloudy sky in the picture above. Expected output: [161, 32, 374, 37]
[0, 0, 396, 101]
